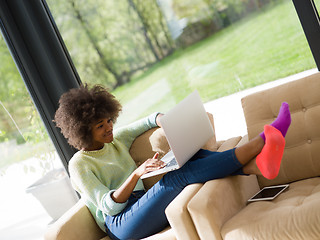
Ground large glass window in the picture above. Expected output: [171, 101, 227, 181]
[0, 35, 78, 240]
[46, 0, 316, 133]
[0, 0, 318, 238]
[316, 0, 320, 10]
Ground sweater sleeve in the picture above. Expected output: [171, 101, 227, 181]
[114, 112, 160, 149]
[69, 160, 128, 216]
[104, 190, 128, 215]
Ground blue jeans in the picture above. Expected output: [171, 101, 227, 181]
[105, 148, 244, 240]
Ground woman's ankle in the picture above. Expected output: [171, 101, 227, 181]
[243, 159, 262, 175]
[235, 135, 264, 166]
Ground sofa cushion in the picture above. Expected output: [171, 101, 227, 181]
[241, 72, 320, 187]
[45, 200, 108, 240]
[221, 177, 320, 240]
[142, 226, 175, 240]
[166, 183, 203, 240]
[130, 128, 170, 166]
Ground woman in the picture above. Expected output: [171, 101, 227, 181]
[54, 84, 291, 240]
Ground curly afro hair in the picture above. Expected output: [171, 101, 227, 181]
[54, 84, 122, 150]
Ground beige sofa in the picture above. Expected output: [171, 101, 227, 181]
[45, 116, 244, 240]
[45, 72, 320, 240]
[187, 72, 320, 239]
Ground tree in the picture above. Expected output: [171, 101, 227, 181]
[69, 0, 124, 86]
[47, 0, 174, 89]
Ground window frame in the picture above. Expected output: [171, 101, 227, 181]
[292, 0, 320, 70]
[0, 0, 81, 171]
[0, 0, 319, 170]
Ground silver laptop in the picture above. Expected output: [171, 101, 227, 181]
[141, 90, 214, 179]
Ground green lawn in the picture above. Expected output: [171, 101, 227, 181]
[113, 0, 315, 125]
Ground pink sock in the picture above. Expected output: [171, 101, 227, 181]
[260, 102, 291, 141]
[256, 125, 285, 180]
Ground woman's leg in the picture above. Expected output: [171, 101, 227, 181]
[105, 128, 290, 239]
[105, 133, 286, 239]
[105, 181, 182, 240]
[106, 103, 292, 239]
[234, 135, 264, 166]
[105, 148, 244, 240]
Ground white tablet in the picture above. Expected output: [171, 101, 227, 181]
[248, 184, 289, 202]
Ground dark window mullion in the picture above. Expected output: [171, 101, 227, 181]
[0, 0, 81, 171]
[292, 0, 320, 71]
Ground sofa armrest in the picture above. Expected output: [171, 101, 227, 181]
[142, 227, 176, 240]
[165, 183, 203, 240]
[187, 175, 259, 240]
[45, 200, 108, 240]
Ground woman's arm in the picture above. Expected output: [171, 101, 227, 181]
[115, 112, 163, 150]
[111, 113, 164, 203]
[111, 152, 165, 203]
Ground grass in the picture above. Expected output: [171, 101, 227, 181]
[112, 0, 315, 126]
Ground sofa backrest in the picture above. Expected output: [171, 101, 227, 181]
[241, 72, 320, 187]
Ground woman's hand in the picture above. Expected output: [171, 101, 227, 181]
[112, 152, 164, 203]
[112, 153, 165, 203]
[134, 152, 166, 177]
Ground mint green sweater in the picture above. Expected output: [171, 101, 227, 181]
[68, 113, 159, 231]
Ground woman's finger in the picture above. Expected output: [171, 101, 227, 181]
[146, 159, 165, 170]
[153, 152, 159, 159]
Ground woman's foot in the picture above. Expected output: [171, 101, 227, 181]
[243, 125, 285, 179]
[260, 102, 291, 141]
[236, 102, 291, 177]
[256, 125, 285, 179]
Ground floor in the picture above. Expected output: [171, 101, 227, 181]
[0, 155, 77, 240]
[0, 68, 317, 240]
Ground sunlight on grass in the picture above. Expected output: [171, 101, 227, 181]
[113, 0, 315, 125]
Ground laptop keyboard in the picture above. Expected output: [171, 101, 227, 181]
[166, 158, 177, 167]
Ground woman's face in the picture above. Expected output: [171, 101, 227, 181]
[90, 118, 114, 150]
